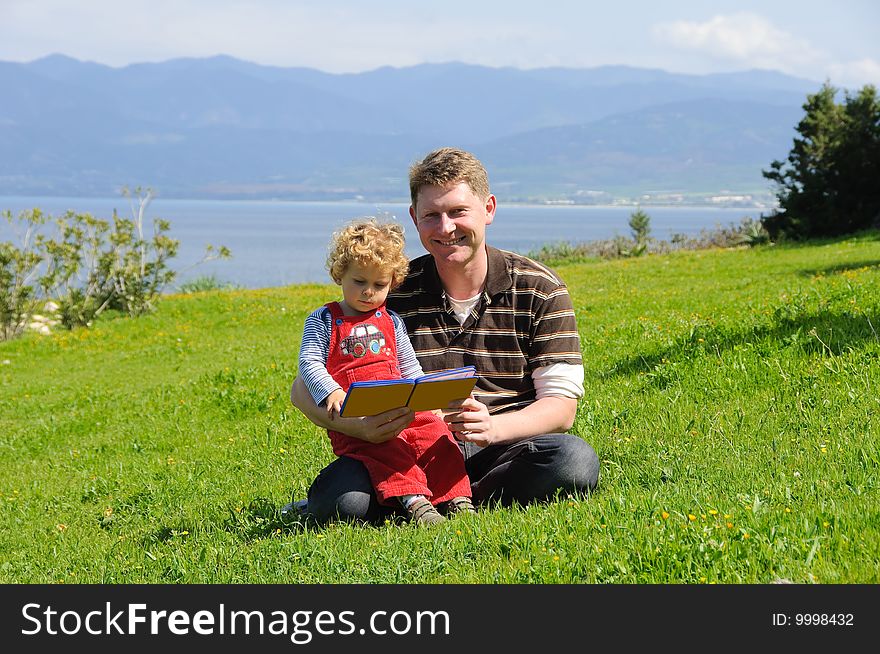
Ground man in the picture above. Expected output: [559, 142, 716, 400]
[288, 147, 599, 523]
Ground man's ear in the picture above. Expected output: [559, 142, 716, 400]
[484, 195, 496, 225]
[409, 205, 418, 227]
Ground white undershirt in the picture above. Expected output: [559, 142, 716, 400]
[532, 362, 585, 400]
[446, 293, 585, 400]
[447, 293, 481, 325]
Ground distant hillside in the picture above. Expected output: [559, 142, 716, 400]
[477, 98, 803, 199]
[0, 55, 819, 203]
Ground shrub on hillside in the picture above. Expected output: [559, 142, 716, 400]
[527, 215, 769, 267]
[177, 274, 241, 294]
[1, 209, 47, 340]
[0, 188, 230, 340]
[626, 208, 651, 257]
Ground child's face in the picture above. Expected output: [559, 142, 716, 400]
[340, 261, 393, 314]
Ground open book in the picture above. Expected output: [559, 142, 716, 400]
[339, 366, 478, 417]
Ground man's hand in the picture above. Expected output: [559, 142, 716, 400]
[442, 395, 578, 447]
[443, 397, 497, 447]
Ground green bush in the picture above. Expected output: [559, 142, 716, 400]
[0, 187, 230, 339]
[1, 209, 46, 340]
[527, 216, 771, 267]
[178, 274, 241, 294]
[627, 208, 651, 255]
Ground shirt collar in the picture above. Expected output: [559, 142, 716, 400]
[484, 245, 513, 296]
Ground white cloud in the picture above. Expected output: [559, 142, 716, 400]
[1, 1, 877, 84]
[825, 58, 880, 88]
[0, 0, 545, 72]
[653, 12, 880, 87]
[652, 13, 822, 73]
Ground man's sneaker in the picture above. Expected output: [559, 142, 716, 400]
[404, 497, 446, 526]
[281, 498, 308, 521]
[443, 496, 476, 516]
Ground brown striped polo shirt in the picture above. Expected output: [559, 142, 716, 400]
[387, 246, 583, 415]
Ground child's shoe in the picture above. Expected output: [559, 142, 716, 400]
[404, 496, 446, 526]
[444, 496, 476, 516]
[280, 498, 312, 525]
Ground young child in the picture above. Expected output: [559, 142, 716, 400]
[298, 218, 474, 525]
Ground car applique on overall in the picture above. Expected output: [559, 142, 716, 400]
[340, 324, 386, 358]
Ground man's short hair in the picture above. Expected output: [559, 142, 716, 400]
[409, 147, 491, 207]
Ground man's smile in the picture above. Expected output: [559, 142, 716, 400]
[435, 236, 466, 246]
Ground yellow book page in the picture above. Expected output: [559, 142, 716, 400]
[406, 377, 477, 412]
[340, 382, 414, 417]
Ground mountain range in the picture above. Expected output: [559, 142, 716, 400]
[0, 54, 820, 204]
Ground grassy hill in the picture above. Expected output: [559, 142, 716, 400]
[1, 234, 878, 583]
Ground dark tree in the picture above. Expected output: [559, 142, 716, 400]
[763, 83, 880, 239]
[835, 86, 880, 230]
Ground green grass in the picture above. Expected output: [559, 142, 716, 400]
[2, 234, 879, 584]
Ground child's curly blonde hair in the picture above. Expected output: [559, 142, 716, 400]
[326, 218, 409, 288]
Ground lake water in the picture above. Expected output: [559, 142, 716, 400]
[1, 196, 763, 289]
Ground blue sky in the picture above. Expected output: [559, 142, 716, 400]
[1, 0, 878, 87]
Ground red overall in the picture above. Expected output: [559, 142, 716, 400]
[325, 302, 471, 506]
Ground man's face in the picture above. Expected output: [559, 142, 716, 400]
[409, 182, 496, 268]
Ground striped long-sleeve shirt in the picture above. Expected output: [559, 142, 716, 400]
[298, 305, 424, 405]
[387, 246, 583, 415]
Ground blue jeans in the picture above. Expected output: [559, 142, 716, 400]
[304, 434, 600, 524]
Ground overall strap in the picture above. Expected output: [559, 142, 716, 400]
[325, 302, 345, 361]
[325, 301, 344, 320]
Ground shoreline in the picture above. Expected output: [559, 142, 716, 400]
[0, 194, 777, 212]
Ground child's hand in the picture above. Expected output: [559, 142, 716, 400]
[325, 389, 347, 418]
